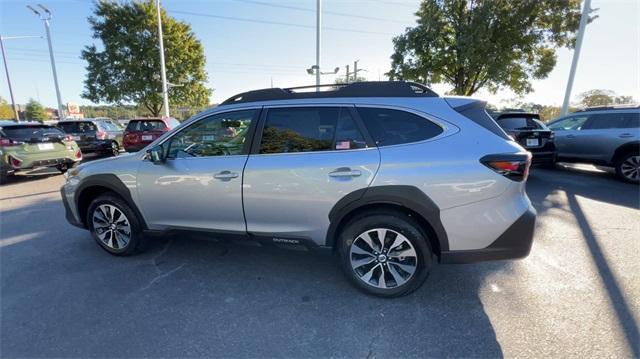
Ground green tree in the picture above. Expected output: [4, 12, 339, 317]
[576, 89, 635, 107]
[0, 97, 15, 120]
[25, 99, 48, 121]
[81, 0, 211, 116]
[388, 0, 596, 96]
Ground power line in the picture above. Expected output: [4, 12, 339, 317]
[233, 0, 408, 24]
[167, 10, 394, 36]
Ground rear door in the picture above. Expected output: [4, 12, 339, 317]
[242, 105, 379, 244]
[2, 125, 69, 161]
[125, 120, 167, 147]
[575, 113, 632, 162]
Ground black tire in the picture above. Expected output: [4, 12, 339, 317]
[0, 170, 8, 185]
[86, 193, 143, 256]
[56, 161, 78, 174]
[110, 141, 120, 157]
[615, 151, 640, 184]
[337, 209, 434, 297]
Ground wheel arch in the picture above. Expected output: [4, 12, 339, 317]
[75, 174, 147, 229]
[326, 185, 448, 258]
[611, 141, 640, 165]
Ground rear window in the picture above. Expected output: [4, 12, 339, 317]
[1, 125, 65, 142]
[126, 120, 167, 132]
[496, 116, 544, 130]
[58, 121, 97, 133]
[356, 107, 443, 146]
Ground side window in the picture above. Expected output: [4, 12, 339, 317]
[548, 116, 588, 131]
[584, 113, 627, 130]
[167, 110, 256, 158]
[259, 107, 366, 154]
[356, 107, 443, 146]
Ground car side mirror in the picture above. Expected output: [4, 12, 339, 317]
[147, 145, 166, 164]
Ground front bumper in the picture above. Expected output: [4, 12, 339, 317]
[440, 204, 537, 263]
[61, 185, 85, 228]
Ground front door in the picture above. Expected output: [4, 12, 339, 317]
[136, 109, 260, 232]
[242, 106, 380, 244]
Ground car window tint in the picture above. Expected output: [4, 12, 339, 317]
[548, 116, 588, 131]
[356, 107, 443, 146]
[496, 116, 544, 130]
[168, 110, 256, 158]
[59, 122, 96, 133]
[260, 107, 366, 154]
[584, 113, 628, 130]
[2, 125, 64, 142]
[58, 122, 79, 133]
[126, 120, 166, 131]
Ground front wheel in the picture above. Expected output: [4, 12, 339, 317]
[338, 210, 434, 297]
[616, 152, 640, 184]
[87, 193, 143, 256]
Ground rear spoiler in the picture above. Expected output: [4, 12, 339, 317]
[445, 97, 510, 140]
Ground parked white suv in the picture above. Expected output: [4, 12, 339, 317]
[61, 82, 536, 297]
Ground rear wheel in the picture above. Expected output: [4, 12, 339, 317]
[110, 141, 120, 157]
[87, 193, 143, 256]
[56, 161, 77, 174]
[616, 152, 640, 184]
[338, 210, 434, 297]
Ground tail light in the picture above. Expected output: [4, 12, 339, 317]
[124, 132, 139, 143]
[480, 152, 532, 182]
[75, 150, 82, 159]
[96, 130, 107, 140]
[9, 156, 22, 168]
[0, 138, 24, 148]
[63, 134, 75, 142]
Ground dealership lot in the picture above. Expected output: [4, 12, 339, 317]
[1, 164, 638, 357]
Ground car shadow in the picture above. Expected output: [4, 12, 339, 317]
[1, 194, 506, 358]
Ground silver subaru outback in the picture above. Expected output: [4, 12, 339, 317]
[61, 82, 536, 297]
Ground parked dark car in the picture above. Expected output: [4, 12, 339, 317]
[495, 112, 556, 164]
[123, 117, 180, 152]
[57, 119, 123, 157]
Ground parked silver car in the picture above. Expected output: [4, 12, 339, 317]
[548, 106, 640, 183]
[61, 82, 536, 297]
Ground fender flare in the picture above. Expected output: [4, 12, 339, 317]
[75, 173, 148, 229]
[326, 185, 449, 251]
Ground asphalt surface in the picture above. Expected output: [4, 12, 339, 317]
[1, 161, 639, 358]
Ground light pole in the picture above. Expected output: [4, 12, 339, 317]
[27, 4, 64, 119]
[156, 0, 170, 118]
[306, 65, 339, 84]
[315, 0, 321, 91]
[561, 0, 591, 116]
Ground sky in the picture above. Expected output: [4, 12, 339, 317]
[0, 0, 638, 110]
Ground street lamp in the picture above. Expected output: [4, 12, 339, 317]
[26, 4, 65, 119]
[306, 65, 340, 76]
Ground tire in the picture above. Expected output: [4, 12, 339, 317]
[337, 209, 434, 297]
[0, 170, 8, 185]
[86, 193, 143, 256]
[615, 152, 640, 184]
[109, 141, 120, 157]
[56, 161, 77, 174]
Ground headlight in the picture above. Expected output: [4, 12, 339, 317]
[64, 166, 81, 182]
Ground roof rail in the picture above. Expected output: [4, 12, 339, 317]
[220, 81, 439, 105]
[574, 104, 640, 112]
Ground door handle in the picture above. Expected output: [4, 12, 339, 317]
[214, 171, 239, 180]
[329, 168, 362, 178]
[619, 133, 634, 138]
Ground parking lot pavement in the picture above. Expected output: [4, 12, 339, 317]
[1, 164, 638, 358]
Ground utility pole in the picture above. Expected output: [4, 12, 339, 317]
[27, 5, 64, 119]
[353, 60, 358, 81]
[0, 35, 20, 121]
[561, 0, 591, 116]
[156, 0, 170, 118]
[315, 0, 321, 91]
[345, 64, 350, 83]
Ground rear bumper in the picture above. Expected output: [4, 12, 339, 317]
[79, 140, 112, 153]
[530, 150, 556, 164]
[440, 204, 536, 264]
[123, 144, 148, 153]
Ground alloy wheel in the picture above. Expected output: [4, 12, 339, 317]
[111, 142, 120, 156]
[92, 204, 131, 249]
[620, 155, 640, 182]
[349, 228, 418, 289]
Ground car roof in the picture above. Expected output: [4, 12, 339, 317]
[220, 81, 438, 106]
